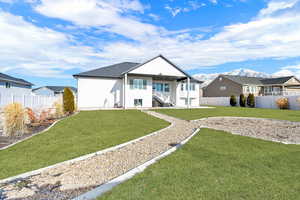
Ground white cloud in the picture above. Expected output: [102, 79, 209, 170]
[165, 1, 205, 17]
[273, 63, 300, 78]
[34, 0, 156, 41]
[3, 0, 300, 79]
[209, 0, 217, 4]
[259, 0, 299, 17]
[148, 13, 160, 21]
[0, 11, 104, 78]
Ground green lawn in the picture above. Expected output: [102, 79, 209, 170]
[153, 106, 300, 121]
[0, 110, 169, 180]
[100, 128, 300, 200]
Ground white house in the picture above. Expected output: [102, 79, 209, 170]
[0, 72, 33, 95]
[32, 86, 77, 97]
[73, 55, 203, 109]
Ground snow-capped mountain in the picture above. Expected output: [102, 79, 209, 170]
[194, 68, 274, 87]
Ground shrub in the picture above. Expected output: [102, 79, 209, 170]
[276, 97, 289, 109]
[247, 93, 255, 108]
[239, 94, 246, 107]
[38, 110, 51, 122]
[4, 103, 26, 136]
[53, 101, 64, 118]
[230, 95, 237, 106]
[63, 87, 75, 114]
[26, 108, 37, 123]
[297, 97, 300, 105]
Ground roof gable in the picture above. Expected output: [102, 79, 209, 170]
[0, 73, 33, 86]
[127, 55, 187, 77]
[73, 62, 139, 78]
[260, 76, 296, 85]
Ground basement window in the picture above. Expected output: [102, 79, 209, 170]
[134, 99, 143, 106]
[5, 82, 11, 88]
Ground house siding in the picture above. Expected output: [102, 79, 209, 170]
[77, 77, 123, 109]
[203, 76, 242, 97]
[0, 80, 32, 95]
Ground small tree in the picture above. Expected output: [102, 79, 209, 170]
[63, 87, 75, 114]
[247, 93, 255, 108]
[239, 94, 246, 107]
[230, 95, 237, 106]
[276, 97, 289, 109]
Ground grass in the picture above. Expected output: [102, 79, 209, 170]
[0, 110, 169, 180]
[99, 129, 300, 200]
[153, 106, 300, 121]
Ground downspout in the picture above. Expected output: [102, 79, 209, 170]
[123, 73, 127, 109]
[187, 77, 190, 108]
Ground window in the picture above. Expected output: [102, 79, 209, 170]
[130, 79, 147, 90]
[182, 83, 195, 91]
[164, 83, 170, 92]
[5, 82, 11, 88]
[190, 83, 195, 91]
[153, 83, 170, 92]
[220, 86, 226, 91]
[134, 99, 143, 106]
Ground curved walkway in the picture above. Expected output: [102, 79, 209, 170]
[1, 111, 197, 200]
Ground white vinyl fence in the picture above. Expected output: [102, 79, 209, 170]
[0, 92, 59, 110]
[200, 95, 300, 110]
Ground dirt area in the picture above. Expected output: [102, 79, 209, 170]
[194, 117, 300, 144]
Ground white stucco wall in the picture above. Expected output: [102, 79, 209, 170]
[125, 76, 152, 108]
[176, 82, 200, 107]
[129, 57, 186, 77]
[77, 77, 123, 109]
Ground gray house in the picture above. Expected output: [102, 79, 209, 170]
[32, 86, 77, 97]
[0, 73, 33, 95]
[203, 75, 300, 97]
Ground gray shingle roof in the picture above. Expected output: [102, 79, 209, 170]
[223, 75, 263, 85]
[0, 72, 33, 86]
[223, 75, 297, 85]
[260, 76, 294, 85]
[33, 86, 77, 93]
[73, 62, 140, 78]
[73, 55, 201, 83]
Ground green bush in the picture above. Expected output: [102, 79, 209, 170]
[239, 94, 246, 107]
[230, 95, 237, 106]
[247, 93, 255, 108]
[63, 87, 75, 114]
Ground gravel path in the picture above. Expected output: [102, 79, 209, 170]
[1, 111, 197, 200]
[1, 112, 299, 200]
[193, 117, 300, 144]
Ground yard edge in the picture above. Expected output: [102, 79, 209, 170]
[0, 112, 80, 151]
[0, 114, 174, 184]
[72, 127, 201, 200]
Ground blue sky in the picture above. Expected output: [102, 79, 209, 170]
[0, 0, 300, 87]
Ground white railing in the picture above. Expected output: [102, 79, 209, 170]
[153, 91, 172, 103]
[0, 92, 59, 109]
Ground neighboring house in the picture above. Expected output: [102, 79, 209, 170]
[32, 86, 77, 97]
[73, 55, 203, 109]
[203, 75, 300, 97]
[0, 72, 33, 95]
